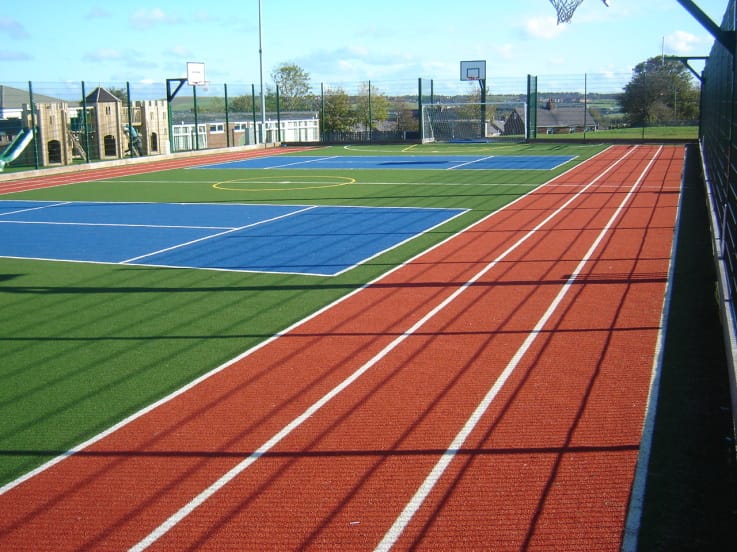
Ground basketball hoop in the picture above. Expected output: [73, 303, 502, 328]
[549, 0, 609, 24]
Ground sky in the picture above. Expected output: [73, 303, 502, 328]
[0, 0, 729, 94]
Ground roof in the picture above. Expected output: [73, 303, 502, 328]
[85, 87, 121, 104]
[535, 105, 597, 128]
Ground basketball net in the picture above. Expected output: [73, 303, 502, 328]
[549, 0, 609, 24]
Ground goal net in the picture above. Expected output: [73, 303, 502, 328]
[421, 101, 527, 144]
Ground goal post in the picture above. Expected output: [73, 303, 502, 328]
[421, 101, 527, 144]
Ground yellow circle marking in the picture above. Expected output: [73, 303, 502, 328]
[213, 175, 355, 192]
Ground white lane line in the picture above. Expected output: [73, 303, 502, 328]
[129, 147, 639, 551]
[374, 146, 663, 551]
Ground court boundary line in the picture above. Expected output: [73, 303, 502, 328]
[620, 150, 684, 551]
[197, 154, 576, 172]
[0, 201, 467, 276]
[121, 205, 318, 264]
[0, 201, 71, 217]
[0, 145, 616, 498]
[0, 220, 233, 230]
[125, 206, 470, 277]
[328, 207, 470, 277]
[446, 155, 495, 170]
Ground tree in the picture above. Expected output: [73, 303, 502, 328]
[228, 94, 254, 114]
[396, 109, 418, 132]
[355, 82, 390, 130]
[620, 56, 700, 126]
[107, 87, 128, 103]
[322, 88, 358, 133]
[271, 63, 313, 111]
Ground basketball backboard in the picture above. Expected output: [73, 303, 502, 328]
[460, 60, 486, 82]
[187, 62, 206, 86]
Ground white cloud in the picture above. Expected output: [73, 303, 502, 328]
[129, 8, 182, 30]
[166, 45, 193, 58]
[547, 56, 567, 66]
[664, 30, 704, 55]
[84, 48, 124, 62]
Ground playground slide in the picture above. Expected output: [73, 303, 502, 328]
[0, 128, 33, 171]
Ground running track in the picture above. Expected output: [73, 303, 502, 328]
[0, 146, 318, 194]
[0, 145, 682, 550]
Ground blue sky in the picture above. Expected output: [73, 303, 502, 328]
[0, 0, 728, 92]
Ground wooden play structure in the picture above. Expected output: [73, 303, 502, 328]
[0, 86, 169, 171]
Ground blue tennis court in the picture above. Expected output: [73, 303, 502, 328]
[197, 154, 575, 171]
[0, 200, 466, 276]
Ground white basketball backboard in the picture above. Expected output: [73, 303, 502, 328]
[460, 60, 486, 81]
[187, 62, 206, 86]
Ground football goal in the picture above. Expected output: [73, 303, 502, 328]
[421, 101, 527, 144]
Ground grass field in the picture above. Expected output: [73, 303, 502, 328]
[0, 142, 607, 486]
[537, 125, 699, 141]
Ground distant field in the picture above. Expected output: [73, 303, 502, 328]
[537, 125, 698, 141]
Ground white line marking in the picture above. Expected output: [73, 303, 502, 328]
[329, 208, 471, 277]
[448, 155, 495, 170]
[620, 150, 683, 552]
[375, 146, 664, 551]
[0, 220, 232, 230]
[120, 205, 317, 263]
[260, 155, 339, 169]
[0, 201, 70, 216]
[128, 147, 640, 550]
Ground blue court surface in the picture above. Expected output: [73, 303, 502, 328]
[197, 154, 575, 171]
[0, 200, 467, 276]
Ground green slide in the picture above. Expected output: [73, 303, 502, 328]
[0, 128, 33, 171]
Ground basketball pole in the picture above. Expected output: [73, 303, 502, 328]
[479, 79, 486, 138]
